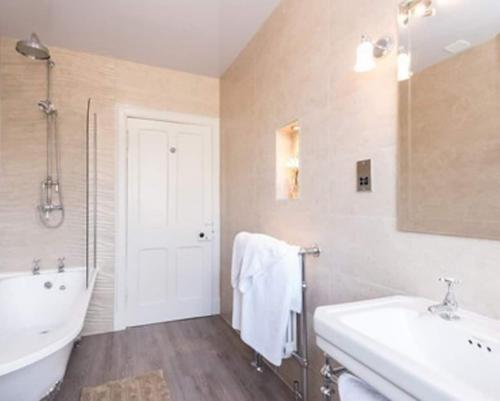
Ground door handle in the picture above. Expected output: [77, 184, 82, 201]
[198, 231, 213, 241]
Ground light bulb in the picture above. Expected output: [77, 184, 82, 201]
[413, 3, 427, 17]
[413, 1, 436, 18]
[354, 36, 376, 73]
[398, 49, 412, 82]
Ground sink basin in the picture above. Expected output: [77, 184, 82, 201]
[314, 296, 500, 401]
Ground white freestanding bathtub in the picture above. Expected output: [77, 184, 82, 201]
[0, 267, 97, 401]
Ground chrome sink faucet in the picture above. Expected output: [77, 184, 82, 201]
[57, 257, 65, 273]
[428, 277, 461, 320]
[32, 259, 41, 275]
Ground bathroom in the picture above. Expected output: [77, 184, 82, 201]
[0, 0, 499, 400]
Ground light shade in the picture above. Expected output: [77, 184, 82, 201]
[354, 37, 376, 73]
[398, 49, 412, 81]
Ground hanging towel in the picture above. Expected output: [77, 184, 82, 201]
[338, 373, 390, 401]
[231, 232, 301, 366]
[231, 231, 252, 330]
[238, 233, 291, 293]
[232, 232, 294, 330]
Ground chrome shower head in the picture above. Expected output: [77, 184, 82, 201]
[38, 100, 56, 115]
[16, 33, 51, 61]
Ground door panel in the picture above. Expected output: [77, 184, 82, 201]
[176, 246, 203, 301]
[126, 118, 214, 327]
[138, 131, 169, 227]
[175, 132, 204, 225]
[138, 248, 169, 305]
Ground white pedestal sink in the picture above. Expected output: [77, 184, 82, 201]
[314, 296, 500, 401]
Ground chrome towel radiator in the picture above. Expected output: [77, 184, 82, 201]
[252, 245, 320, 401]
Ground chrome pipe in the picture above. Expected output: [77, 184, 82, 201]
[248, 245, 320, 401]
[298, 246, 321, 256]
[251, 352, 264, 373]
[299, 251, 309, 401]
[320, 355, 347, 400]
[93, 112, 98, 272]
[295, 245, 320, 401]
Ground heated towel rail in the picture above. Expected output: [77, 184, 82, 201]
[252, 245, 320, 401]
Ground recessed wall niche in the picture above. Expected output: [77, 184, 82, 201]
[276, 121, 300, 200]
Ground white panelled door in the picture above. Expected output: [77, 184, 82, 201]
[126, 118, 215, 327]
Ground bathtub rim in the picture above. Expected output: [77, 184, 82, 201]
[0, 266, 98, 376]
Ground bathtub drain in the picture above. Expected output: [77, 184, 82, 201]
[40, 330, 49, 335]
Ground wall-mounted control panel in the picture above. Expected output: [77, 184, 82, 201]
[357, 159, 372, 192]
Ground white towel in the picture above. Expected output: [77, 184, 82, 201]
[238, 233, 291, 293]
[231, 231, 252, 330]
[338, 373, 390, 401]
[232, 232, 293, 329]
[231, 232, 301, 366]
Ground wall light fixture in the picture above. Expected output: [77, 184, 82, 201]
[399, 0, 436, 26]
[354, 35, 394, 73]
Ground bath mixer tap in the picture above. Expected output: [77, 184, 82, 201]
[32, 259, 41, 275]
[428, 277, 461, 320]
[57, 257, 65, 273]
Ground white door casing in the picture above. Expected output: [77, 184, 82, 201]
[115, 107, 220, 331]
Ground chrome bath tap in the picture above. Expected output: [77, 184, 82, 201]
[57, 257, 65, 273]
[32, 259, 41, 275]
[428, 277, 461, 320]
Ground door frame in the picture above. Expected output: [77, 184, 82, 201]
[114, 105, 220, 331]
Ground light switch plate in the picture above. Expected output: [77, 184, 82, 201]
[357, 159, 372, 192]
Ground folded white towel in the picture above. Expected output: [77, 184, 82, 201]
[338, 373, 390, 401]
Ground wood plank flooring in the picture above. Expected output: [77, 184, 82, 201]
[56, 316, 293, 401]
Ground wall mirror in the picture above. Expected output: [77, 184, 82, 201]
[398, 0, 500, 240]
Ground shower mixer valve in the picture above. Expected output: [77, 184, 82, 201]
[42, 177, 60, 192]
[39, 176, 63, 224]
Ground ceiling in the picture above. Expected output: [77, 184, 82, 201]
[0, 0, 280, 77]
[399, 0, 500, 72]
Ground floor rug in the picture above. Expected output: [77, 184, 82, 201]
[80, 370, 171, 401]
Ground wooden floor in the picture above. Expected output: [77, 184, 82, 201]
[56, 316, 292, 401]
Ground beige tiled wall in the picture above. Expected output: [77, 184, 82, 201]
[220, 0, 500, 399]
[0, 36, 219, 334]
